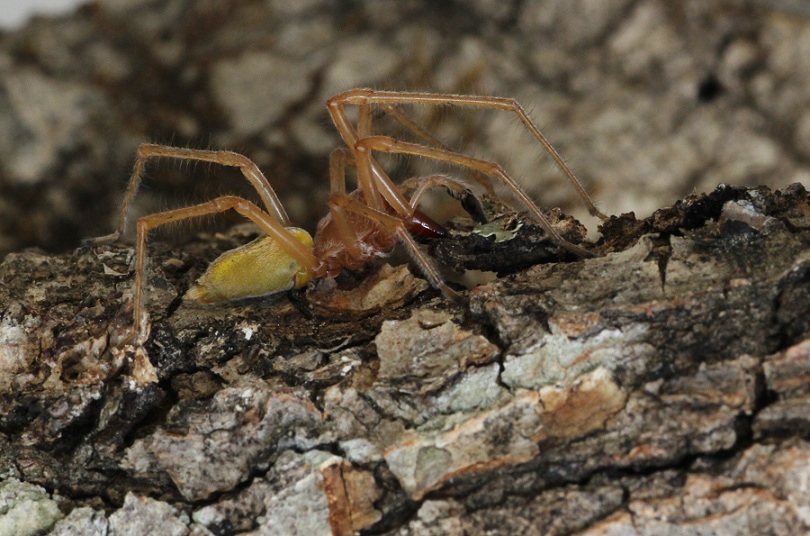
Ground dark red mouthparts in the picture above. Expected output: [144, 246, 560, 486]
[404, 209, 447, 239]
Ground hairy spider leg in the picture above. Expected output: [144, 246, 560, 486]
[322, 147, 448, 265]
[324, 147, 363, 259]
[338, 101, 464, 233]
[87, 144, 292, 246]
[356, 135, 594, 258]
[378, 103, 496, 196]
[132, 195, 317, 341]
[328, 96, 412, 219]
[327, 88, 607, 221]
[328, 147, 353, 196]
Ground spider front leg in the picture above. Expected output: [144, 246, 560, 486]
[355, 136, 594, 258]
[327, 88, 607, 222]
[131, 196, 316, 342]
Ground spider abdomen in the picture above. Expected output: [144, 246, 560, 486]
[184, 228, 313, 303]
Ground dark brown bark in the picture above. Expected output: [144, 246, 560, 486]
[1, 183, 809, 534]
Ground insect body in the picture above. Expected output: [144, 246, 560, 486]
[88, 89, 606, 341]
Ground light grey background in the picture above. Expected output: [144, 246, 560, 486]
[0, 0, 85, 29]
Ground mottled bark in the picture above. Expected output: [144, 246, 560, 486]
[1, 183, 809, 535]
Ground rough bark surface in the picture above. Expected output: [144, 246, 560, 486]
[2, 1, 810, 535]
[1, 183, 809, 535]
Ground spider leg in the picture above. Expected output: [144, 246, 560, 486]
[132, 195, 317, 341]
[399, 175, 488, 224]
[327, 102, 387, 212]
[356, 135, 594, 258]
[377, 103, 495, 196]
[325, 147, 366, 261]
[329, 147, 354, 196]
[331, 105, 488, 226]
[330, 92, 479, 225]
[87, 144, 291, 245]
[329, 96, 414, 219]
[328, 194, 462, 303]
[328, 89, 607, 221]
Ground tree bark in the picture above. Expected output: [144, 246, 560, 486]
[1, 183, 809, 534]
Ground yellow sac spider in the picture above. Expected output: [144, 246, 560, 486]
[88, 88, 606, 341]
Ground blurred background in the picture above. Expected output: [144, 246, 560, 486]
[0, 0, 82, 29]
[0, 0, 808, 259]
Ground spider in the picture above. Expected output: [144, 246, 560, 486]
[88, 88, 607, 342]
